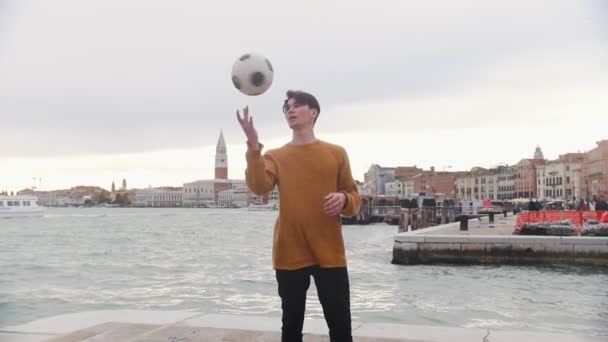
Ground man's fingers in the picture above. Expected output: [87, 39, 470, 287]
[242, 107, 248, 123]
[323, 193, 345, 216]
[236, 110, 243, 125]
[324, 199, 342, 213]
[324, 193, 339, 201]
[332, 198, 345, 213]
[323, 195, 338, 208]
[323, 194, 343, 207]
[324, 206, 341, 216]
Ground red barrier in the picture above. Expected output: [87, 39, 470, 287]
[515, 211, 608, 233]
[582, 210, 608, 223]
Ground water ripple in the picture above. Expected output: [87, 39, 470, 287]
[1, 207, 607, 338]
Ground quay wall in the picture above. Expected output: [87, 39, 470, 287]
[393, 235, 608, 266]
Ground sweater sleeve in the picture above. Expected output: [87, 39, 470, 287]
[245, 143, 278, 195]
[338, 149, 361, 217]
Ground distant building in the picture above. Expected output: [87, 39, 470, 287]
[456, 167, 488, 201]
[363, 164, 395, 195]
[182, 130, 243, 207]
[376, 166, 462, 199]
[402, 179, 416, 198]
[22, 186, 109, 207]
[215, 130, 228, 180]
[536, 153, 584, 201]
[184, 179, 225, 207]
[410, 169, 464, 199]
[582, 140, 608, 198]
[247, 185, 279, 206]
[534, 145, 545, 160]
[457, 166, 518, 201]
[394, 166, 424, 182]
[384, 180, 405, 198]
[476, 170, 498, 200]
[218, 180, 248, 207]
[110, 178, 131, 202]
[134, 188, 183, 207]
[496, 165, 516, 200]
[514, 147, 546, 198]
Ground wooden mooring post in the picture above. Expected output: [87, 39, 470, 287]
[399, 207, 440, 232]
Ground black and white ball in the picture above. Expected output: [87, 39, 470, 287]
[231, 53, 274, 96]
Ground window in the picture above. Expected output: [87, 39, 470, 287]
[0, 201, 3, 206]
[566, 176, 570, 184]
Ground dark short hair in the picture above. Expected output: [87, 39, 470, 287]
[282, 90, 321, 124]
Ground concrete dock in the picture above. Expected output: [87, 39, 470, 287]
[393, 214, 608, 266]
[1, 310, 605, 342]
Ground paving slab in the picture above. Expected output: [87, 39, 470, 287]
[3, 311, 605, 342]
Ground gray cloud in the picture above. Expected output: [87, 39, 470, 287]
[1, 0, 606, 157]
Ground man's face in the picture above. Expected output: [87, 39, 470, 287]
[284, 98, 317, 129]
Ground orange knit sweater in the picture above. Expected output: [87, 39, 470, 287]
[245, 139, 362, 270]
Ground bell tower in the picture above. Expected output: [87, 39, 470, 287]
[215, 130, 228, 179]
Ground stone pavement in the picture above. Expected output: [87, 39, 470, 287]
[44, 322, 411, 342]
[1, 310, 604, 342]
[413, 213, 518, 236]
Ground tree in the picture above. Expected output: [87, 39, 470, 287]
[94, 192, 110, 204]
[112, 193, 131, 207]
[120, 194, 131, 206]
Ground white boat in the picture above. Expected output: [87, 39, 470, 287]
[0, 195, 47, 218]
[247, 203, 278, 211]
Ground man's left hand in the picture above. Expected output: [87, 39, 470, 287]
[323, 192, 346, 217]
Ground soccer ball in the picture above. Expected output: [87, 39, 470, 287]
[231, 53, 274, 96]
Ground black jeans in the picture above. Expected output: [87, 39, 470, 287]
[275, 265, 352, 342]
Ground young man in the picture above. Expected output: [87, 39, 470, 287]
[237, 90, 361, 342]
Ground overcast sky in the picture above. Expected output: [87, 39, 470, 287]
[1, 0, 607, 191]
